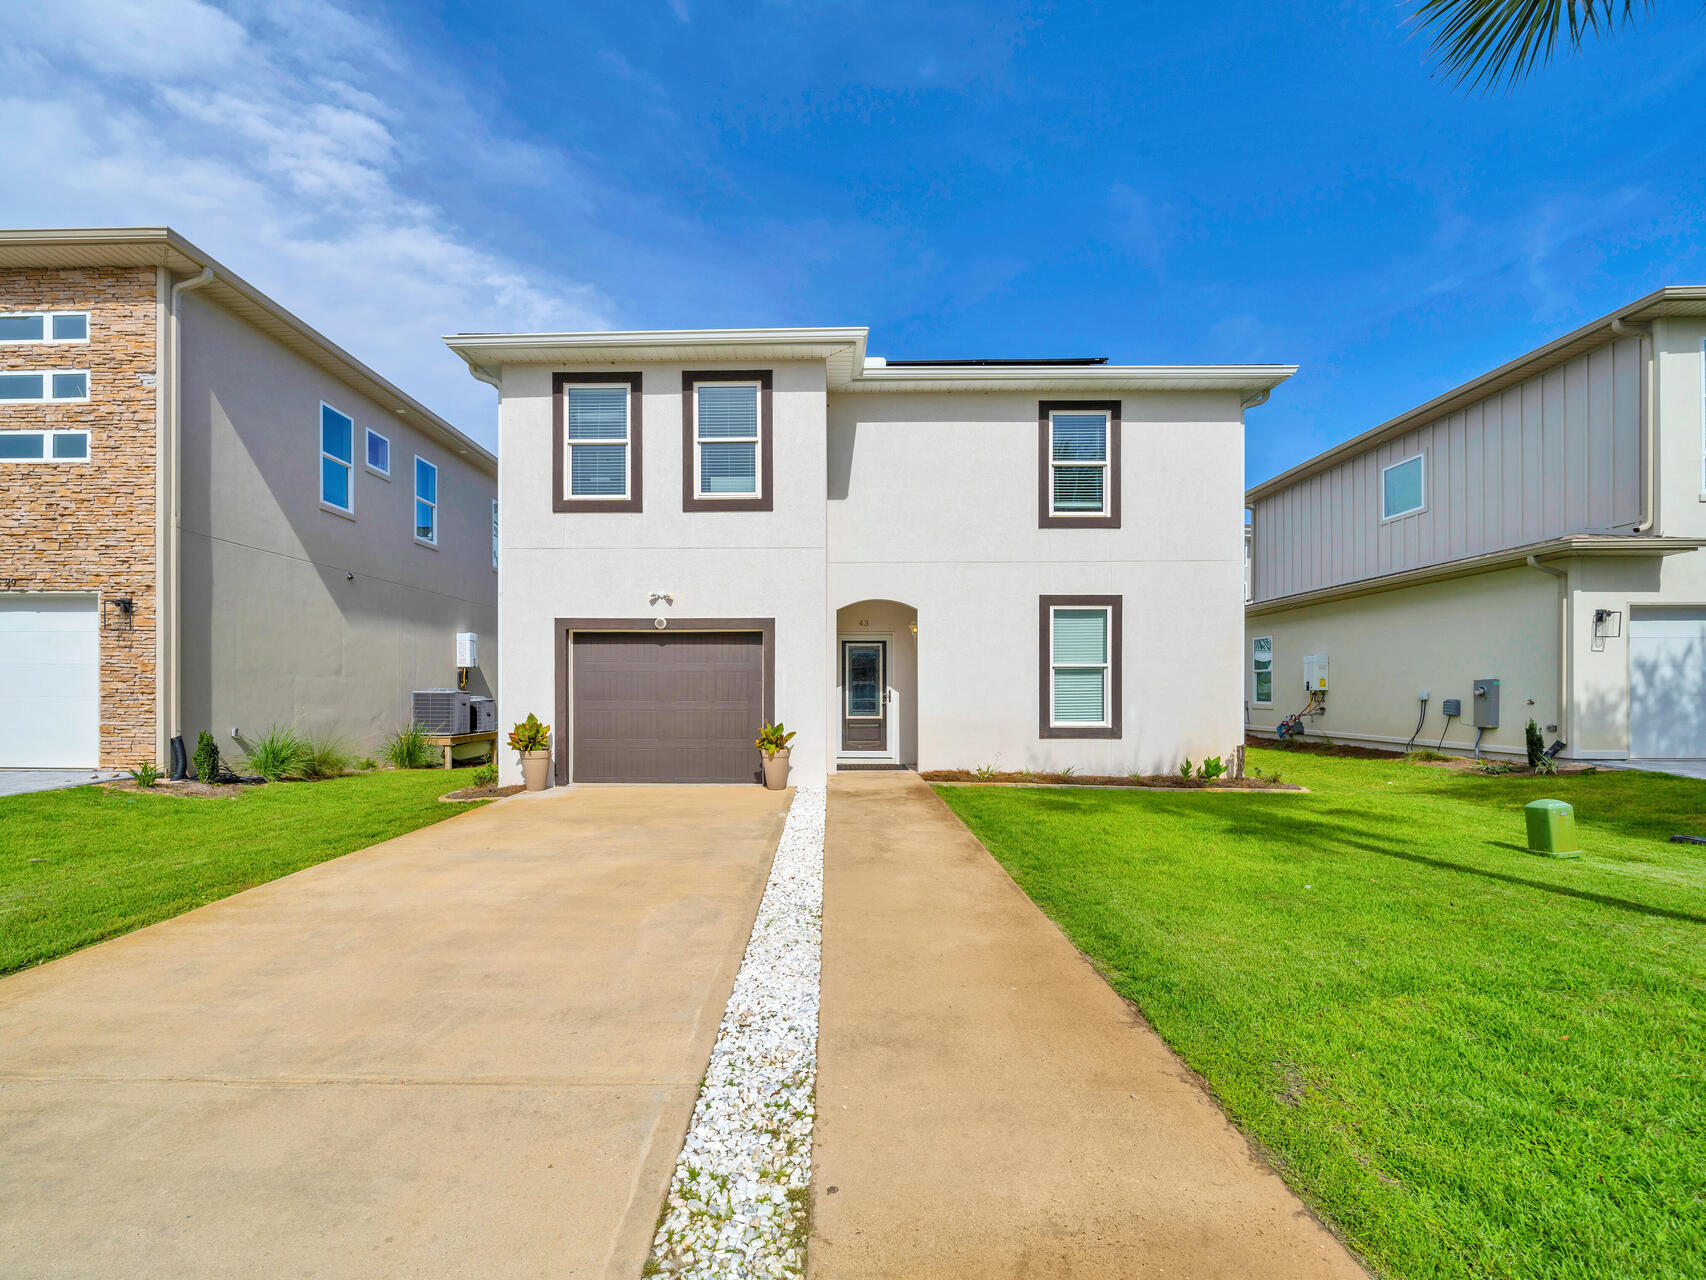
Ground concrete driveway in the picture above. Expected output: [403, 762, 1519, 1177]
[0, 784, 790, 1279]
[0, 769, 123, 797]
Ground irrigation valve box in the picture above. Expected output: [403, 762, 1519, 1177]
[1303, 653, 1330, 692]
[456, 632, 478, 669]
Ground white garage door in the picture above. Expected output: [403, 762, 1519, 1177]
[0, 596, 100, 768]
[1629, 607, 1706, 759]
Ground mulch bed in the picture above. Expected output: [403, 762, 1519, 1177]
[922, 769, 1299, 792]
[441, 783, 524, 802]
[103, 778, 263, 799]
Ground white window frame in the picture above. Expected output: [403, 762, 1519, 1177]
[1699, 339, 1706, 495]
[1048, 409, 1110, 517]
[1048, 604, 1112, 729]
[693, 379, 763, 500]
[1251, 634, 1274, 707]
[491, 498, 499, 570]
[0, 311, 90, 345]
[565, 382, 632, 500]
[0, 429, 92, 463]
[1380, 452, 1426, 521]
[319, 401, 355, 516]
[414, 454, 439, 548]
[364, 427, 391, 479]
[0, 370, 91, 403]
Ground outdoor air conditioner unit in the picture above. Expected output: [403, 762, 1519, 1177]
[469, 697, 496, 733]
[412, 689, 473, 735]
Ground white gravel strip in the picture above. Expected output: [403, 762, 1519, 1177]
[646, 785, 827, 1279]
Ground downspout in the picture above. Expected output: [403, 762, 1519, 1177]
[1610, 316, 1655, 533]
[165, 267, 215, 755]
[1527, 554, 1570, 752]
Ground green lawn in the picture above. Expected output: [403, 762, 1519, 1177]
[936, 750, 1706, 1280]
[0, 770, 484, 976]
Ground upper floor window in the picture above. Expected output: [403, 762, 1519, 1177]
[1382, 453, 1425, 520]
[0, 312, 89, 344]
[1251, 635, 1273, 706]
[415, 456, 438, 545]
[1039, 400, 1121, 528]
[320, 403, 354, 513]
[365, 428, 390, 477]
[0, 430, 90, 462]
[1039, 595, 1123, 739]
[555, 374, 642, 512]
[682, 370, 773, 512]
[0, 370, 89, 403]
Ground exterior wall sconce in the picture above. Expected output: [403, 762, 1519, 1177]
[909, 621, 918, 635]
[102, 597, 134, 629]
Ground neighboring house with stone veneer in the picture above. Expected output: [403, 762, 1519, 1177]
[1245, 288, 1706, 763]
[0, 229, 497, 770]
[447, 326, 1291, 787]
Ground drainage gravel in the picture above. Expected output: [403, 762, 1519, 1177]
[646, 785, 826, 1279]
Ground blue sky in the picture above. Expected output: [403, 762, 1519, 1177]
[5, 1, 1704, 476]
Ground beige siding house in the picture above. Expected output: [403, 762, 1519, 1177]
[0, 228, 497, 770]
[447, 327, 1290, 787]
[1246, 288, 1706, 762]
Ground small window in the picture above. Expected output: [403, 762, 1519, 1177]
[1251, 635, 1273, 706]
[1049, 411, 1109, 515]
[694, 382, 760, 497]
[320, 403, 354, 512]
[414, 455, 438, 545]
[566, 385, 630, 498]
[365, 428, 390, 477]
[491, 498, 499, 570]
[1382, 453, 1425, 520]
[0, 370, 89, 402]
[1051, 606, 1111, 726]
[0, 430, 90, 462]
[0, 311, 89, 344]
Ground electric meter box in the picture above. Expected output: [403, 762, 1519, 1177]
[456, 632, 478, 668]
[1303, 653, 1330, 692]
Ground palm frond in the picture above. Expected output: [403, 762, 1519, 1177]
[1410, 0, 1652, 91]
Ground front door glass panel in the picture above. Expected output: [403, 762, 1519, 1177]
[846, 644, 882, 718]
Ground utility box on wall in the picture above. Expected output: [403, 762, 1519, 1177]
[1472, 678, 1500, 728]
[456, 632, 479, 668]
[1303, 653, 1329, 692]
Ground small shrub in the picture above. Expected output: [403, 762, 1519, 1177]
[129, 763, 161, 788]
[1525, 718, 1546, 768]
[973, 763, 1000, 780]
[244, 724, 308, 782]
[1196, 756, 1227, 782]
[1179, 758, 1193, 781]
[470, 762, 499, 789]
[383, 722, 437, 770]
[1474, 760, 1519, 775]
[355, 756, 378, 771]
[1055, 764, 1078, 779]
[193, 730, 222, 785]
[1533, 754, 1559, 776]
[297, 734, 352, 779]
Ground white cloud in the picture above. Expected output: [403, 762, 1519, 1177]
[0, 0, 611, 446]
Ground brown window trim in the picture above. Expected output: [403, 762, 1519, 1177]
[682, 370, 773, 513]
[1038, 399, 1121, 529]
[1038, 594, 1122, 739]
[554, 371, 643, 513]
[553, 616, 776, 785]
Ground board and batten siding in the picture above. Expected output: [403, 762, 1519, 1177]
[1251, 335, 1643, 603]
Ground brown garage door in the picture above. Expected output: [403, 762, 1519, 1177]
[571, 631, 764, 782]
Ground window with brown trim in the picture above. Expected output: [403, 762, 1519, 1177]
[554, 371, 643, 512]
[1038, 399, 1121, 528]
[1039, 594, 1122, 739]
[682, 370, 773, 512]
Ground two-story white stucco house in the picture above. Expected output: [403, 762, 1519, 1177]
[1245, 288, 1706, 765]
[446, 327, 1290, 787]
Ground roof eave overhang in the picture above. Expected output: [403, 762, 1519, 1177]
[1244, 535, 1706, 617]
[837, 364, 1297, 395]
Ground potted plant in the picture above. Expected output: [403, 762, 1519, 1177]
[509, 713, 552, 791]
[756, 721, 796, 789]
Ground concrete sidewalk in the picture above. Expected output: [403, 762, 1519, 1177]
[0, 784, 790, 1279]
[810, 772, 1366, 1279]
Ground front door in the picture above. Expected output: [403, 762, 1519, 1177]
[841, 639, 887, 752]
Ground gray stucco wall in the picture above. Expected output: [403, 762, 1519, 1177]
[176, 290, 497, 760]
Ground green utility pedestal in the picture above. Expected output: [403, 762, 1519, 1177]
[1524, 799, 1580, 859]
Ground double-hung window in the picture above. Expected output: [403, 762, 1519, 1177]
[320, 403, 354, 513]
[0, 430, 90, 461]
[0, 312, 88, 344]
[1381, 453, 1425, 520]
[414, 456, 438, 545]
[1251, 636, 1273, 706]
[365, 428, 390, 477]
[1039, 400, 1121, 527]
[564, 384, 631, 496]
[1039, 595, 1122, 738]
[0, 371, 89, 402]
[683, 370, 772, 511]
